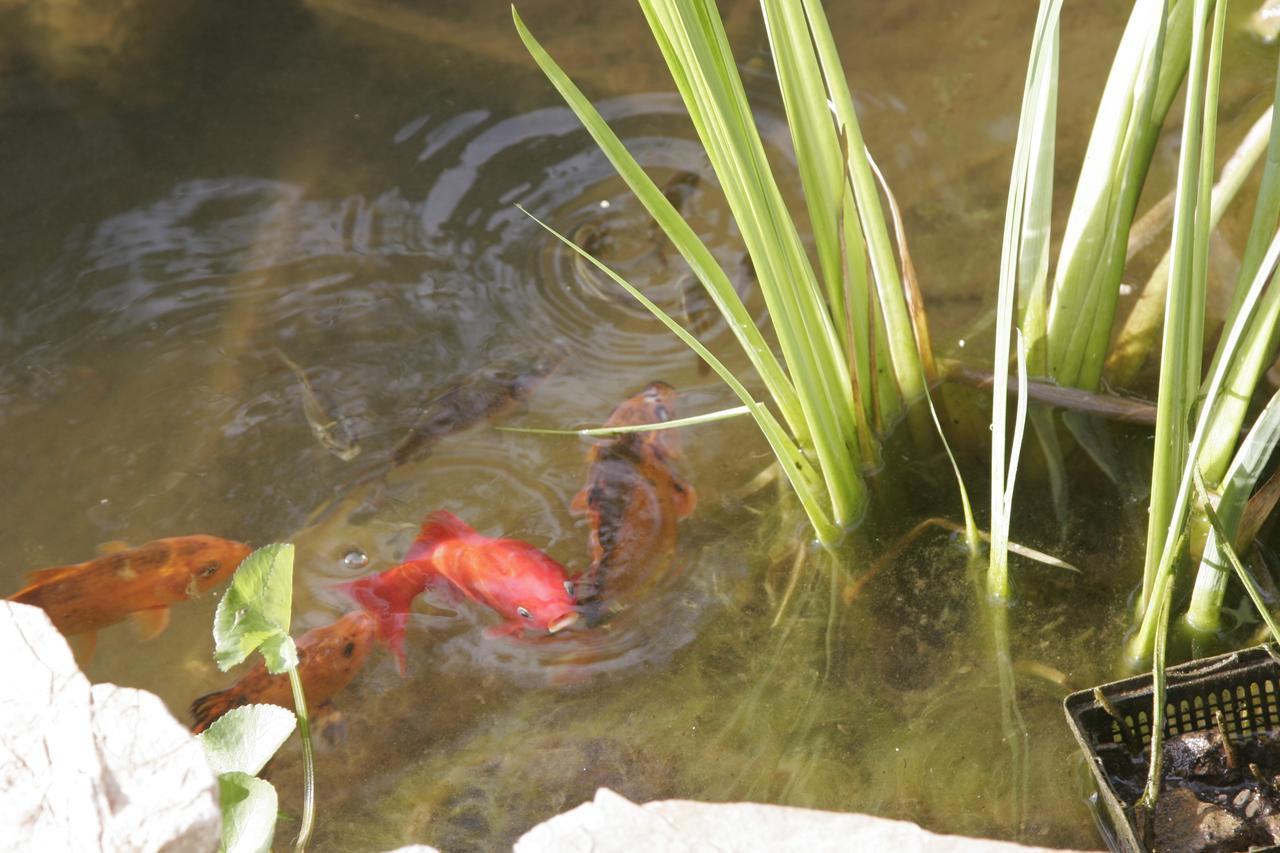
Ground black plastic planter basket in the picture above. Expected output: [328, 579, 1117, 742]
[1064, 644, 1280, 852]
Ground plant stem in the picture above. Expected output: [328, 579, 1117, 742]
[287, 668, 316, 853]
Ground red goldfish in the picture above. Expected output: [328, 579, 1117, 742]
[8, 536, 251, 657]
[571, 382, 696, 622]
[190, 609, 376, 733]
[341, 510, 579, 673]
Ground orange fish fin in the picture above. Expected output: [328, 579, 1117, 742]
[68, 632, 98, 666]
[569, 487, 589, 516]
[131, 607, 171, 641]
[672, 476, 697, 519]
[404, 510, 474, 563]
[96, 540, 131, 555]
[23, 564, 79, 585]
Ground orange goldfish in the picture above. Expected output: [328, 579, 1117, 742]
[7, 536, 251, 656]
[341, 510, 579, 673]
[570, 382, 696, 623]
[190, 609, 376, 733]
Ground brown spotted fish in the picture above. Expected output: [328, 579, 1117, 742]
[190, 609, 377, 733]
[8, 536, 251, 658]
[570, 382, 695, 623]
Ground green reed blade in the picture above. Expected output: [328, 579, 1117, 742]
[1107, 105, 1274, 388]
[512, 6, 805, 443]
[1129, 218, 1280, 662]
[640, 0, 863, 526]
[1133, 0, 1222, 633]
[1044, 0, 1198, 391]
[760, 0, 861, 359]
[499, 404, 751, 436]
[799, 0, 927, 406]
[989, 0, 1062, 599]
[1186, 389, 1280, 632]
[1194, 467, 1280, 645]
[522, 205, 843, 543]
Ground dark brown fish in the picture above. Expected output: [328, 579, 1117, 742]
[570, 382, 696, 623]
[390, 346, 567, 467]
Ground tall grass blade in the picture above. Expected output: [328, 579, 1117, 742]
[638, 0, 863, 525]
[1131, 0, 1226, 649]
[1129, 218, 1280, 662]
[1185, 389, 1280, 633]
[798, 0, 927, 405]
[990, 0, 1062, 599]
[512, 7, 805, 440]
[522, 204, 844, 543]
[1107, 105, 1275, 387]
[1044, 0, 1198, 390]
[1195, 468, 1280, 644]
[500, 404, 751, 436]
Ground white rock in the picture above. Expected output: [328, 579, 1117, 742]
[515, 788, 1100, 853]
[0, 601, 220, 852]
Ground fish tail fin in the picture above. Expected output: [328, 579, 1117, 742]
[190, 688, 246, 734]
[338, 568, 422, 676]
[403, 510, 474, 563]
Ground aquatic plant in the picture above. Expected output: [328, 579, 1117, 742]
[207, 543, 318, 853]
[196, 704, 298, 853]
[515, 0, 935, 547]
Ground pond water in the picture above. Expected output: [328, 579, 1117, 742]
[3, 1, 1279, 850]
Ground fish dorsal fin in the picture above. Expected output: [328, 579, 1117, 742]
[131, 607, 171, 641]
[569, 487, 589, 516]
[24, 564, 81, 585]
[96, 540, 131, 555]
[404, 510, 475, 563]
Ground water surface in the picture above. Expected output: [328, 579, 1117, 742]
[3, 1, 1278, 849]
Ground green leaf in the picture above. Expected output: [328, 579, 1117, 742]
[218, 771, 279, 853]
[196, 704, 296, 777]
[213, 543, 299, 674]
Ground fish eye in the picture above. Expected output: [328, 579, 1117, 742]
[197, 562, 220, 578]
[517, 606, 533, 619]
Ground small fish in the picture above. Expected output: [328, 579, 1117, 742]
[341, 510, 579, 673]
[649, 170, 702, 253]
[571, 221, 613, 302]
[190, 609, 376, 733]
[8, 536, 252, 658]
[570, 382, 696, 623]
[277, 348, 361, 462]
[390, 345, 566, 468]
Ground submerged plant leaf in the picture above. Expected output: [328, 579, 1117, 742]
[218, 771, 279, 853]
[213, 543, 299, 674]
[196, 704, 296, 777]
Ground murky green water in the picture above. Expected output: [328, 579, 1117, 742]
[4, 1, 1280, 850]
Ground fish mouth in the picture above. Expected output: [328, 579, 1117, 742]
[547, 611, 580, 634]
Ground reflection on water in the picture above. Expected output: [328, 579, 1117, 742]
[3, 0, 1274, 849]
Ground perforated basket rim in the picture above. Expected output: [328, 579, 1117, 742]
[1062, 643, 1280, 852]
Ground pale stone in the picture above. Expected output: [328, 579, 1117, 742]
[0, 601, 220, 852]
[515, 788, 1101, 853]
